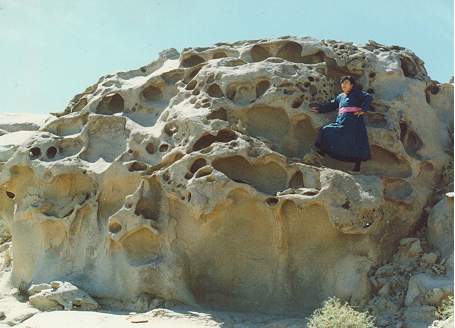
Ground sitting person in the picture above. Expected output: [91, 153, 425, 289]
[304, 75, 373, 172]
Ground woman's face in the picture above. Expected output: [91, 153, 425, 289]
[341, 80, 353, 93]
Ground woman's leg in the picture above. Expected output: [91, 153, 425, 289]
[353, 159, 361, 172]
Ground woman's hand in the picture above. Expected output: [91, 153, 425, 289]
[354, 111, 365, 116]
[310, 105, 319, 113]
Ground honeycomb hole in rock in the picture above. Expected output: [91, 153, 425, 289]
[384, 178, 413, 203]
[145, 143, 156, 154]
[302, 190, 318, 196]
[128, 161, 147, 172]
[188, 66, 203, 82]
[134, 178, 161, 220]
[283, 116, 318, 158]
[40, 173, 96, 218]
[399, 121, 408, 141]
[164, 122, 178, 136]
[341, 200, 351, 209]
[190, 158, 208, 174]
[325, 57, 361, 83]
[47, 114, 88, 137]
[281, 201, 367, 314]
[289, 171, 304, 188]
[226, 85, 236, 101]
[162, 171, 170, 182]
[159, 144, 169, 152]
[193, 134, 217, 152]
[73, 97, 88, 112]
[404, 130, 423, 158]
[276, 42, 305, 63]
[142, 85, 163, 102]
[81, 118, 128, 162]
[365, 113, 388, 128]
[265, 197, 279, 206]
[424, 84, 441, 104]
[221, 58, 247, 67]
[207, 108, 228, 121]
[292, 97, 303, 108]
[56, 139, 83, 159]
[166, 150, 184, 164]
[6, 191, 15, 199]
[46, 146, 58, 159]
[96, 94, 124, 114]
[212, 51, 227, 59]
[186, 189, 278, 313]
[400, 56, 417, 78]
[418, 161, 434, 178]
[161, 69, 185, 84]
[244, 106, 290, 147]
[185, 80, 197, 91]
[428, 84, 440, 95]
[108, 221, 122, 234]
[216, 129, 237, 142]
[250, 45, 271, 62]
[29, 147, 41, 159]
[255, 80, 271, 98]
[361, 145, 412, 178]
[212, 156, 288, 195]
[417, 161, 436, 185]
[194, 166, 213, 178]
[181, 54, 206, 68]
[121, 228, 161, 266]
[207, 84, 224, 98]
[301, 51, 325, 64]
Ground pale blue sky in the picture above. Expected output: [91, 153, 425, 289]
[0, 0, 453, 114]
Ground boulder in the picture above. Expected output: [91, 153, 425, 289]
[0, 36, 452, 316]
[27, 281, 98, 311]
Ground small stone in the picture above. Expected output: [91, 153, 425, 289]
[421, 252, 438, 265]
[0, 311, 5, 320]
[378, 283, 390, 297]
[128, 315, 149, 323]
[424, 288, 447, 306]
[375, 264, 395, 277]
[407, 239, 423, 256]
[27, 283, 51, 296]
[50, 281, 62, 289]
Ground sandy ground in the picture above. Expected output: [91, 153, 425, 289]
[0, 268, 306, 328]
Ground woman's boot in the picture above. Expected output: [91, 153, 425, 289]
[353, 160, 361, 172]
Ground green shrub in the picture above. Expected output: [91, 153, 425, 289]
[307, 297, 376, 328]
[437, 295, 454, 320]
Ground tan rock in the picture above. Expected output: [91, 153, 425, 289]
[427, 192, 454, 270]
[403, 305, 438, 328]
[28, 281, 98, 311]
[0, 36, 452, 317]
[405, 273, 453, 307]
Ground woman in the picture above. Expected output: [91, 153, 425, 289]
[305, 76, 373, 172]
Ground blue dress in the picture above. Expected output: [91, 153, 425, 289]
[315, 87, 373, 162]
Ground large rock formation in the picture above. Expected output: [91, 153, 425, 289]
[0, 36, 453, 317]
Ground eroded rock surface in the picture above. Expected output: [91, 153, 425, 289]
[0, 36, 453, 317]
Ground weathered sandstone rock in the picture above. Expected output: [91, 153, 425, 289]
[0, 36, 452, 316]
